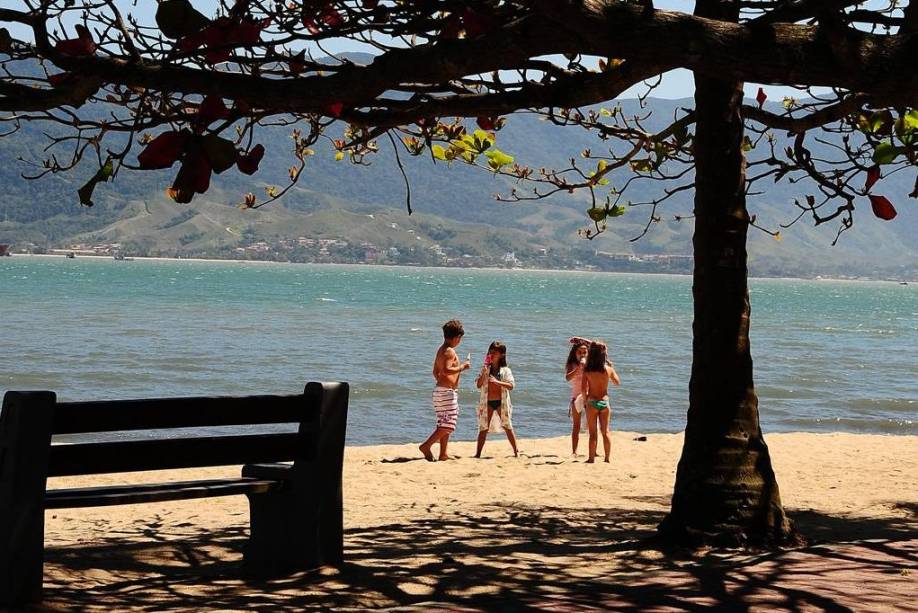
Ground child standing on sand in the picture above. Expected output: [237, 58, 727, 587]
[582, 340, 622, 463]
[565, 339, 590, 455]
[474, 341, 518, 458]
[420, 319, 470, 462]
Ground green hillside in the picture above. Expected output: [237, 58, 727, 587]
[0, 97, 915, 279]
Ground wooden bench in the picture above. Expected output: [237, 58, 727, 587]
[0, 381, 349, 607]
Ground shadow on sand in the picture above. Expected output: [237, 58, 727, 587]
[40, 502, 916, 611]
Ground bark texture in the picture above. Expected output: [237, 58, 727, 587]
[657, 0, 799, 548]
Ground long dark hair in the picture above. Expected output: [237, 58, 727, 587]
[566, 342, 588, 370]
[488, 341, 507, 374]
[585, 341, 608, 373]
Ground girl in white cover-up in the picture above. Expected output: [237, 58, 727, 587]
[474, 341, 518, 458]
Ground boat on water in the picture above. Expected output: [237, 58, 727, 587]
[113, 254, 134, 261]
[66, 252, 75, 259]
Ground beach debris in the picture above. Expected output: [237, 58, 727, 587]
[633, 435, 647, 442]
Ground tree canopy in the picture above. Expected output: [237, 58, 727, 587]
[0, 0, 914, 234]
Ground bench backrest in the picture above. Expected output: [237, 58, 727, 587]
[0, 382, 343, 477]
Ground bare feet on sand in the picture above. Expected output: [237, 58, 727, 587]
[419, 444, 435, 462]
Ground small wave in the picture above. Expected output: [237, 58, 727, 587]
[410, 327, 424, 332]
[318, 297, 337, 302]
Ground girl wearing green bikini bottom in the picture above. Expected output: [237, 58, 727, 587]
[582, 341, 622, 463]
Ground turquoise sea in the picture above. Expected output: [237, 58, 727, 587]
[1, 257, 915, 444]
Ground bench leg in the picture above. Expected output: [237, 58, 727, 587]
[0, 391, 55, 607]
[243, 381, 347, 576]
[244, 487, 321, 576]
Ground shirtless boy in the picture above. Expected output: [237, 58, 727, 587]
[419, 319, 470, 461]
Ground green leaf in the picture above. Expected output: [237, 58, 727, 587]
[586, 207, 606, 222]
[630, 159, 652, 173]
[608, 204, 626, 217]
[903, 109, 918, 131]
[872, 141, 901, 165]
[741, 135, 754, 152]
[471, 129, 494, 153]
[431, 145, 448, 161]
[77, 156, 114, 207]
[484, 148, 514, 170]
[869, 110, 892, 134]
[895, 110, 918, 144]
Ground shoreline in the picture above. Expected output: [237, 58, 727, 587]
[7, 252, 915, 284]
[341, 429, 917, 449]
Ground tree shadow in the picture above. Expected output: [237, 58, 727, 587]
[38, 502, 916, 611]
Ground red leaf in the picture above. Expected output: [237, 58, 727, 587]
[869, 195, 897, 220]
[462, 8, 493, 38]
[197, 16, 265, 56]
[319, 6, 344, 27]
[203, 17, 233, 47]
[288, 51, 307, 74]
[235, 18, 269, 45]
[166, 186, 194, 204]
[204, 48, 232, 64]
[178, 31, 206, 52]
[172, 149, 212, 196]
[302, 17, 320, 34]
[440, 14, 462, 39]
[476, 116, 496, 131]
[197, 95, 230, 126]
[137, 130, 188, 169]
[864, 165, 881, 191]
[236, 144, 265, 175]
[55, 24, 96, 57]
[756, 87, 767, 109]
[324, 102, 344, 118]
[48, 72, 76, 88]
[234, 99, 252, 115]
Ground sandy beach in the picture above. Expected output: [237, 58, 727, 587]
[38, 431, 917, 611]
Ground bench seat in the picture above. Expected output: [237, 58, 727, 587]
[44, 477, 287, 509]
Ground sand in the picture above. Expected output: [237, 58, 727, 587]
[38, 431, 917, 611]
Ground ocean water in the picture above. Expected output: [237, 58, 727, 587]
[1, 257, 915, 444]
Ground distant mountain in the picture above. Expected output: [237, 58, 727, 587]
[0, 94, 915, 279]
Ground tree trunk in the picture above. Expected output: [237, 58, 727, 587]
[657, 0, 799, 548]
